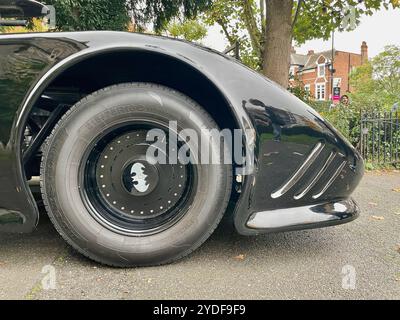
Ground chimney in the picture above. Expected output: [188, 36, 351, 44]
[307, 50, 314, 56]
[361, 41, 368, 64]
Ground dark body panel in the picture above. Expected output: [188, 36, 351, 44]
[0, 31, 363, 234]
[0, 36, 87, 232]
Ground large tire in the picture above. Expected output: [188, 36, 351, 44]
[40, 83, 232, 267]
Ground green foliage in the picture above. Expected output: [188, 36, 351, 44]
[39, 1, 212, 34]
[290, 85, 310, 103]
[202, 0, 399, 70]
[372, 45, 400, 100]
[0, 18, 47, 33]
[289, 75, 311, 103]
[312, 101, 360, 145]
[128, 0, 212, 32]
[363, 162, 399, 170]
[45, 0, 130, 31]
[202, 0, 262, 69]
[349, 45, 400, 112]
[308, 45, 400, 170]
[239, 40, 262, 71]
[167, 20, 207, 42]
[294, 0, 399, 45]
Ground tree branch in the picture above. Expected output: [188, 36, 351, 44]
[241, 0, 262, 59]
[292, 0, 304, 31]
[260, 0, 266, 39]
[216, 19, 236, 45]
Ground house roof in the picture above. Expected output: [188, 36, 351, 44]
[290, 53, 308, 66]
[291, 49, 336, 72]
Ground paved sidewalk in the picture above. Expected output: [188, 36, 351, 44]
[0, 172, 399, 299]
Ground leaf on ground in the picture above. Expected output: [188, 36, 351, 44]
[368, 202, 378, 206]
[392, 188, 400, 193]
[234, 254, 245, 261]
[370, 215, 385, 221]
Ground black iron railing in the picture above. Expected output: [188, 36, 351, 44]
[359, 111, 400, 166]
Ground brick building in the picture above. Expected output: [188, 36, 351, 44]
[290, 41, 368, 102]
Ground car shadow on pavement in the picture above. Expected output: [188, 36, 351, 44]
[0, 209, 341, 268]
[193, 216, 339, 262]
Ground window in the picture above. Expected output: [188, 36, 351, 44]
[315, 83, 326, 100]
[304, 84, 310, 92]
[333, 78, 342, 88]
[317, 63, 325, 77]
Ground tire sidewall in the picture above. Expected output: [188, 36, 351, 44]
[42, 84, 231, 266]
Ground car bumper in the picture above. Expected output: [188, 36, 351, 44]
[245, 197, 359, 234]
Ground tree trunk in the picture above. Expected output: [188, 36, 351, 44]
[263, 0, 294, 88]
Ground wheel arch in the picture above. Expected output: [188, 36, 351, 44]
[19, 47, 242, 158]
[16, 46, 243, 228]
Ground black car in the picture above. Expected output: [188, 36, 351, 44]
[0, 0, 364, 267]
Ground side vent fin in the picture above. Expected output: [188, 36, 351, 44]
[271, 142, 324, 199]
[312, 160, 346, 199]
[294, 151, 336, 200]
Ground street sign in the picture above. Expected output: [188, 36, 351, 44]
[333, 87, 341, 101]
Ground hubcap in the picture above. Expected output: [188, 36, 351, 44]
[121, 160, 159, 196]
[81, 125, 196, 236]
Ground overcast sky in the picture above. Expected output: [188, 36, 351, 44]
[203, 7, 400, 58]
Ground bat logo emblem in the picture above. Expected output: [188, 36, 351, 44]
[130, 163, 149, 193]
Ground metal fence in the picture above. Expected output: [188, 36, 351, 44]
[359, 111, 400, 166]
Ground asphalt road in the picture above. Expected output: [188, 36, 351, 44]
[0, 172, 399, 300]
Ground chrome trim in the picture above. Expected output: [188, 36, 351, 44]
[246, 198, 359, 230]
[271, 142, 324, 199]
[294, 151, 336, 200]
[312, 160, 347, 199]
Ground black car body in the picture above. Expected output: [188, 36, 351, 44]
[0, 1, 364, 266]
